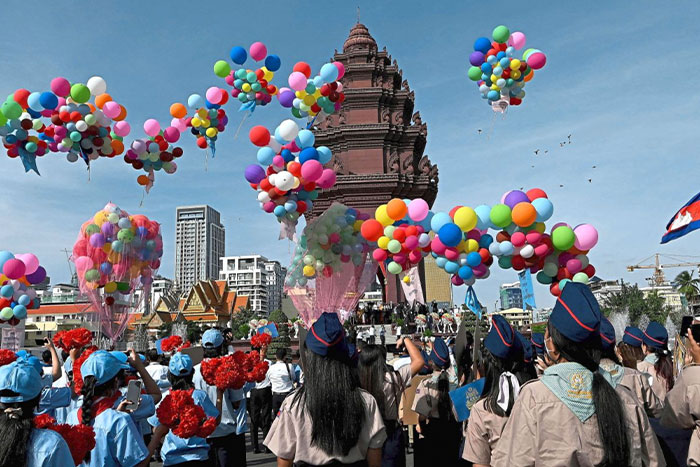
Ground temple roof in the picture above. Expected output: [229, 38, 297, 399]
[343, 23, 377, 53]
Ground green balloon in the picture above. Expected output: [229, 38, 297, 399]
[214, 60, 231, 78]
[70, 83, 91, 103]
[1, 100, 21, 120]
[0, 307, 13, 320]
[573, 272, 589, 284]
[492, 25, 510, 44]
[468, 66, 482, 81]
[490, 204, 512, 228]
[117, 229, 134, 243]
[498, 256, 512, 269]
[292, 108, 303, 118]
[84, 269, 100, 282]
[116, 281, 130, 292]
[387, 261, 402, 275]
[0, 110, 7, 126]
[536, 271, 553, 285]
[552, 226, 576, 251]
[388, 239, 402, 254]
[85, 224, 100, 235]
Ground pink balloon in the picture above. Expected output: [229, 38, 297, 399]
[15, 254, 39, 275]
[408, 199, 429, 221]
[508, 31, 526, 50]
[511, 232, 526, 247]
[250, 42, 267, 61]
[526, 52, 547, 70]
[431, 237, 446, 256]
[333, 61, 345, 80]
[206, 87, 222, 104]
[273, 155, 285, 168]
[288, 72, 308, 91]
[263, 202, 275, 213]
[170, 118, 187, 132]
[452, 275, 464, 286]
[444, 248, 459, 261]
[404, 236, 418, 250]
[113, 121, 131, 137]
[301, 160, 323, 182]
[3, 259, 25, 280]
[329, 233, 341, 244]
[102, 101, 121, 119]
[409, 250, 422, 263]
[566, 259, 583, 274]
[50, 77, 71, 97]
[163, 127, 181, 143]
[373, 249, 388, 262]
[573, 224, 598, 250]
[316, 169, 336, 189]
[143, 119, 161, 137]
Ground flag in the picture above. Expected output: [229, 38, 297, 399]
[155, 338, 163, 355]
[258, 323, 279, 338]
[661, 191, 700, 243]
[518, 269, 536, 310]
[465, 286, 482, 319]
[400, 267, 425, 305]
[449, 378, 485, 422]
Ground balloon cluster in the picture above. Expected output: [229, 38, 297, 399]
[286, 204, 370, 286]
[245, 120, 336, 227]
[0, 76, 130, 173]
[467, 26, 547, 110]
[278, 61, 345, 119]
[360, 199, 433, 275]
[0, 251, 45, 325]
[215, 42, 281, 112]
[126, 118, 183, 187]
[72, 203, 163, 339]
[171, 90, 229, 155]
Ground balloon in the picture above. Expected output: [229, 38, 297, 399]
[187, 94, 205, 108]
[362, 219, 384, 242]
[265, 55, 282, 72]
[288, 72, 308, 91]
[301, 160, 323, 182]
[532, 198, 554, 222]
[503, 190, 529, 208]
[250, 42, 267, 61]
[489, 204, 512, 228]
[438, 223, 462, 247]
[244, 164, 266, 184]
[249, 126, 270, 146]
[572, 272, 589, 284]
[86, 76, 107, 95]
[15, 253, 39, 275]
[230, 46, 247, 65]
[574, 224, 599, 250]
[386, 199, 408, 221]
[511, 202, 537, 227]
[508, 31, 526, 50]
[492, 25, 510, 43]
[50, 77, 71, 97]
[408, 199, 429, 221]
[320, 63, 339, 83]
[468, 67, 483, 81]
[70, 83, 91, 103]
[527, 52, 547, 70]
[2, 259, 25, 280]
[474, 37, 491, 54]
[552, 226, 576, 251]
[143, 119, 161, 137]
[454, 207, 477, 231]
[431, 212, 453, 232]
[25, 266, 46, 285]
[214, 60, 231, 78]
[277, 119, 299, 141]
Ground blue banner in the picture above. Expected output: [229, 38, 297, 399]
[258, 323, 279, 338]
[155, 338, 163, 355]
[518, 269, 536, 310]
[449, 378, 485, 422]
[465, 286, 482, 319]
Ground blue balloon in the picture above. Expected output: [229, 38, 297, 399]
[27, 92, 42, 112]
[12, 305, 26, 320]
[26, 108, 41, 119]
[458, 266, 474, 280]
[39, 92, 58, 110]
[486, 55, 497, 65]
[187, 94, 205, 108]
[264, 54, 281, 72]
[438, 223, 463, 247]
[0, 285, 13, 299]
[499, 57, 510, 67]
[257, 147, 275, 165]
[436, 257, 447, 268]
[284, 200, 297, 212]
[230, 46, 247, 65]
[273, 205, 286, 217]
[474, 205, 492, 230]
[474, 37, 491, 54]
[479, 234, 494, 249]
[299, 147, 319, 164]
[430, 212, 452, 232]
[532, 198, 554, 222]
[497, 51, 506, 59]
[317, 146, 332, 164]
[313, 76, 324, 88]
[0, 251, 14, 270]
[320, 63, 339, 83]
[280, 149, 294, 162]
[480, 63, 493, 74]
[17, 295, 30, 306]
[445, 261, 460, 274]
[487, 90, 500, 101]
[499, 241, 514, 256]
[466, 252, 482, 267]
[295, 129, 315, 149]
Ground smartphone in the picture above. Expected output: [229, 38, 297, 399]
[681, 316, 694, 340]
[125, 380, 142, 411]
[691, 324, 700, 343]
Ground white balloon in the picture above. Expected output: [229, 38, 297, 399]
[10, 280, 20, 290]
[268, 174, 277, 186]
[75, 120, 88, 132]
[268, 139, 282, 153]
[276, 171, 295, 191]
[87, 76, 107, 96]
[520, 244, 535, 258]
[257, 191, 271, 203]
[277, 119, 299, 142]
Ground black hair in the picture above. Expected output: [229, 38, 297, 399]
[80, 371, 124, 427]
[146, 348, 160, 363]
[203, 346, 223, 359]
[358, 344, 401, 418]
[292, 342, 364, 456]
[548, 321, 629, 466]
[61, 350, 69, 362]
[601, 345, 621, 365]
[41, 350, 52, 364]
[457, 331, 474, 384]
[275, 348, 288, 361]
[0, 393, 40, 467]
[167, 371, 194, 391]
[617, 342, 643, 369]
[647, 344, 674, 392]
[428, 360, 455, 421]
[479, 347, 524, 417]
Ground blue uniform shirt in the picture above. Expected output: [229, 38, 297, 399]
[53, 394, 81, 424]
[115, 391, 155, 436]
[36, 387, 71, 416]
[193, 362, 245, 438]
[67, 407, 148, 467]
[27, 428, 75, 467]
[147, 389, 220, 466]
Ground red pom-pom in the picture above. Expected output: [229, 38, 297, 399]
[33, 413, 56, 429]
[160, 335, 183, 353]
[156, 389, 217, 439]
[201, 351, 269, 389]
[250, 333, 272, 349]
[0, 349, 17, 367]
[34, 414, 96, 465]
[72, 346, 98, 395]
[53, 328, 93, 352]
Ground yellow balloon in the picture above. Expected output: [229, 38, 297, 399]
[102, 244, 112, 253]
[403, 276, 411, 284]
[263, 70, 274, 81]
[191, 117, 201, 128]
[197, 108, 207, 118]
[104, 282, 117, 293]
[295, 91, 306, 98]
[93, 211, 108, 226]
[375, 205, 393, 227]
[242, 83, 252, 93]
[511, 70, 521, 79]
[353, 220, 364, 232]
[292, 177, 300, 189]
[490, 74, 498, 83]
[303, 95, 315, 106]
[313, 90, 321, 98]
[200, 119, 210, 128]
[303, 265, 316, 277]
[466, 239, 479, 253]
[377, 236, 390, 250]
[206, 127, 218, 138]
[534, 222, 546, 233]
[491, 84, 500, 91]
[454, 206, 477, 232]
[510, 59, 521, 70]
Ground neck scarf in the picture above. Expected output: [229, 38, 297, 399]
[496, 371, 521, 411]
[541, 362, 612, 422]
[599, 358, 625, 388]
[644, 354, 659, 365]
[77, 394, 120, 424]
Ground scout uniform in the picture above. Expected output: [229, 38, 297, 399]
[637, 322, 671, 402]
[491, 283, 664, 467]
[264, 312, 387, 466]
[380, 361, 412, 466]
[661, 365, 700, 465]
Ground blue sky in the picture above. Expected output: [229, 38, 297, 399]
[2, 1, 700, 311]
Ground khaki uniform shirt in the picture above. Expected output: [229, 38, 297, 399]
[491, 379, 665, 466]
[383, 365, 412, 421]
[637, 360, 669, 403]
[462, 399, 509, 465]
[411, 374, 443, 419]
[661, 365, 700, 466]
[621, 366, 663, 418]
[264, 389, 387, 465]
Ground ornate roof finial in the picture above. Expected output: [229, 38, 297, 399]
[343, 22, 377, 53]
[357, 5, 360, 24]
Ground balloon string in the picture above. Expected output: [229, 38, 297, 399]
[233, 112, 250, 140]
[87, 162, 91, 182]
[204, 150, 208, 173]
[486, 112, 498, 140]
[139, 189, 145, 207]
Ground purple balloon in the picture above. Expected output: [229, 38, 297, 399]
[278, 90, 295, 108]
[244, 164, 266, 184]
[101, 222, 114, 236]
[25, 266, 46, 285]
[469, 51, 485, 66]
[504, 190, 529, 209]
[89, 233, 106, 248]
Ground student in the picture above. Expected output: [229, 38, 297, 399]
[193, 328, 247, 467]
[411, 337, 461, 465]
[249, 345, 273, 454]
[529, 332, 546, 376]
[67, 350, 150, 467]
[637, 321, 674, 402]
[53, 349, 82, 424]
[514, 331, 537, 383]
[0, 360, 74, 466]
[492, 282, 663, 466]
[617, 326, 646, 369]
[358, 335, 424, 466]
[145, 348, 171, 393]
[463, 316, 524, 466]
[147, 352, 223, 466]
[264, 312, 386, 466]
[110, 350, 160, 440]
[41, 338, 62, 384]
[598, 317, 662, 418]
[268, 348, 297, 418]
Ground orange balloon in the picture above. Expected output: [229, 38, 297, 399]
[87, 103, 96, 113]
[137, 175, 149, 186]
[287, 161, 302, 177]
[511, 202, 537, 227]
[524, 70, 534, 82]
[170, 103, 187, 119]
[114, 105, 127, 121]
[111, 140, 124, 155]
[386, 198, 408, 221]
[94, 93, 112, 109]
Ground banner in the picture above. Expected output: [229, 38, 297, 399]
[518, 269, 536, 310]
[258, 323, 279, 338]
[449, 378, 485, 422]
[661, 191, 700, 243]
[1, 322, 25, 352]
[400, 267, 425, 305]
[465, 286, 482, 319]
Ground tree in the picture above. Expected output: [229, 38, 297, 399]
[230, 307, 259, 340]
[601, 282, 673, 327]
[266, 309, 291, 360]
[673, 270, 700, 303]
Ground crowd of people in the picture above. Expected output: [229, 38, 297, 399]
[4, 281, 700, 465]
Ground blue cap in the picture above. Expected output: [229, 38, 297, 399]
[169, 352, 193, 376]
[600, 317, 616, 350]
[550, 282, 601, 343]
[81, 350, 129, 386]
[202, 329, 224, 348]
[15, 353, 43, 375]
[485, 315, 521, 359]
[530, 332, 545, 356]
[419, 350, 432, 374]
[347, 343, 358, 367]
[63, 357, 73, 373]
[430, 337, 450, 369]
[516, 331, 533, 363]
[305, 312, 348, 360]
[643, 322, 668, 350]
[0, 361, 44, 403]
[622, 326, 644, 347]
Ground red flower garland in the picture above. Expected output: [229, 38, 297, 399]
[72, 346, 98, 395]
[52, 328, 93, 352]
[0, 349, 17, 367]
[250, 333, 272, 349]
[33, 414, 96, 466]
[156, 389, 217, 439]
[160, 335, 183, 353]
[200, 351, 269, 390]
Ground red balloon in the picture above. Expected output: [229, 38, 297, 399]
[496, 232, 511, 242]
[502, 69, 511, 79]
[361, 219, 384, 242]
[405, 226, 418, 237]
[448, 205, 462, 218]
[526, 188, 548, 201]
[293, 62, 312, 78]
[557, 267, 573, 281]
[249, 126, 270, 147]
[196, 136, 208, 148]
[550, 283, 561, 296]
[583, 264, 596, 277]
[172, 147, 183, 158]
[478, 248, 490, 262]
[392, 229, 406, 242]
[297, 201, 307, 214]
[13, 89, 30, 108]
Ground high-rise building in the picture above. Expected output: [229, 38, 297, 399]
[499, 282, 523, 310]
[264, 261, 286, 313]
[219, 255, 269, 313]
[174, 205, 225, 293]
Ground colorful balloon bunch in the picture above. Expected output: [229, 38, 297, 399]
[215, 42, 281, 112]
[72, 203, 163, 339]
[170, 91, 229, 156]
[0, 251, 45, 326]
[286, 204, 370, 287]
[360, 199, 433, 275]
[467, 26, 547, 111]
[126, 119, 183, 188]
[245, 120, 336, 228]
[277, 61, 346, 119]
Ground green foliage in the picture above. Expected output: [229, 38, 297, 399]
[531, 323, 547, 334]
[601, 282, 672, 327]
[236, 324, 250, 340]
[230, 307, 259, 340]
[673, 270, 700, 303]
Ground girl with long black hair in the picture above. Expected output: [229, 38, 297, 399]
[462, 316, 524, 466]
[492, 282, 663, 466]
[66, 350, 150, 467]
[358, 336, 424, 466]
[264, 312, 386, 466]
[637, 321, 674, 402]
[0, 360, 74, 467]
[411, 337, 461, 465]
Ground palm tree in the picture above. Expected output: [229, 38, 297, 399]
[673, 270, 700, 302]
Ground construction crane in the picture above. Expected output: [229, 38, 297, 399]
[61, 248, 78, 286]
[627, 253, 700, 287]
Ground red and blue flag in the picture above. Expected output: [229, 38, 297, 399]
[661, 191, 700, 243]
